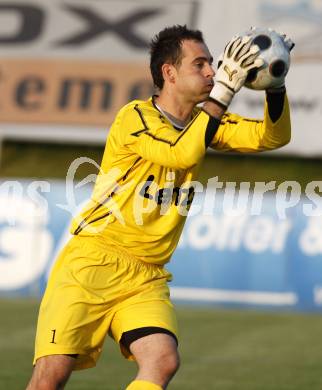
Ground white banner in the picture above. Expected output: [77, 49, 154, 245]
[0, 0, 197, 60]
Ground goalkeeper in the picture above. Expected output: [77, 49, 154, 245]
[27, 25, 292, 390]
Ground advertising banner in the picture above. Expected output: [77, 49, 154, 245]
[1, 177, 322, 312]
[0, 0, 197, 60]
[0, 0, 321, 156]
[0, 0, 196, 131]
[0, 59, 152, 126]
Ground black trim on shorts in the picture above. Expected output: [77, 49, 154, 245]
[120, 327, 178, 352]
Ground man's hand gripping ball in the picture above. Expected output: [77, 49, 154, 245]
[209, 35, 264, 108]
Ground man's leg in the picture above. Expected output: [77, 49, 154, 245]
[26, 355, 76, 390]
[125, 333, 180, 390]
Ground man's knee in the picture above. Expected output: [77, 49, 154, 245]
[129, 333, 180, 377]
[157, 349, 180, 377]
[138, 346, 180, 377]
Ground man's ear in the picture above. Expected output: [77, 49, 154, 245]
[161, 63, 176, 84]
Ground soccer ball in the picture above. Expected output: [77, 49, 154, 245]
[242, 27, 291, 90]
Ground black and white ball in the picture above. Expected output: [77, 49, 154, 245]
[242, 27, 290, 90]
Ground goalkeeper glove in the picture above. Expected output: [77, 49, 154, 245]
[209, 35, 264, 107]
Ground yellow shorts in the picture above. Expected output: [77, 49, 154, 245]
[34, 235, 178, 370]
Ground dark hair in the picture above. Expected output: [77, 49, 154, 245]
[150, 25, 204, 90]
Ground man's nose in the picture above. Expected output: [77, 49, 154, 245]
[206, 63, 215, 78]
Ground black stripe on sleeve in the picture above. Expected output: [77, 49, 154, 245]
[201, 110, 221, 148]
[266, 88, 286, 123]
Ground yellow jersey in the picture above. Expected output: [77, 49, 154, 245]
[70, 95, 291, 265]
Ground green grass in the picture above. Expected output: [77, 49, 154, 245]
[1, 298, 322, 390]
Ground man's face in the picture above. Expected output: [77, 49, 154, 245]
[173, 39, 215, 104]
